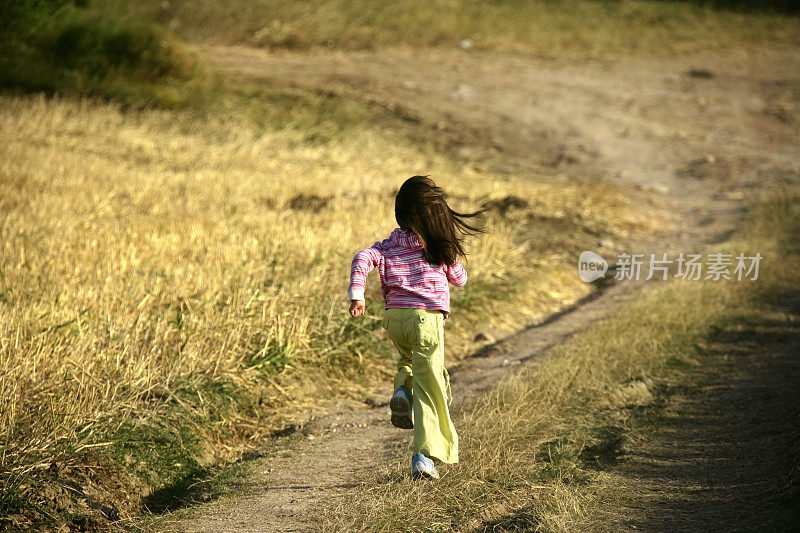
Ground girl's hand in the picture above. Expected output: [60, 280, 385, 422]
[349, 300, 366, 317]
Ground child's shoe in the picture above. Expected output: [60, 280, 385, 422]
[389, 386, 413, 429]
[411, 453, 439, 479]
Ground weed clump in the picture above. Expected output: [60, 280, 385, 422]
[0, 0, 189, 103]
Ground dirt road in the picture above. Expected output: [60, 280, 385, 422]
[157, 46, 799, 531]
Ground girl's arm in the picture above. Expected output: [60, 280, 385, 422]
[348, 246, 382, 315]
[445, 259, 468, 287]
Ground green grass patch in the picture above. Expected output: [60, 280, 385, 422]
[0, 0, 192, 104]
[109, 423, 205, 495]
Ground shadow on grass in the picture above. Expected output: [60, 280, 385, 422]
[478, 505, 541, 532]
[693, 0, 800, 15]
[142, 467, 211, 514]
[614, 294, 800, 530]
[578, 425, 628, 469]
[141, 423, 300, 515]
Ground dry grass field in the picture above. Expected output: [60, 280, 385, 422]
[3, 0, 798, 528]
[0, 92, 654, 524]
[322, 176, 800, 533]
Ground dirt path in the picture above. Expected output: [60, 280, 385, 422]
[599, 306, 800, 532]
[156, 46, 799, 531]
[158, 279, 642, 533]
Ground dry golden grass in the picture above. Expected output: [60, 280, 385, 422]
[0, 93, 656, 520]
[323, 183, 800, 532]
[3, 0, 796, 526]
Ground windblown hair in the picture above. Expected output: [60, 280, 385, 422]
[395, 175, 485, 266]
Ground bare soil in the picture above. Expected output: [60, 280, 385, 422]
[155, 45, 800, 532]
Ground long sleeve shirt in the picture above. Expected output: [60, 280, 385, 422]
[348, 228, 467, 313]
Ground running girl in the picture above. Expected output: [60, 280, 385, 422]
[347, 175, 483, 478]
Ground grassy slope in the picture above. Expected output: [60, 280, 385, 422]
[324, 178, 800, 531]
[0, 0, 195, 106]
[6, 0, 799, 109]
[113, 0, 800, 57]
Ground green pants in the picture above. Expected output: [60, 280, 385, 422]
[382, 308, 458, 464]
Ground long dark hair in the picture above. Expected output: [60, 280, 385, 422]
[395, 176, 484, 266]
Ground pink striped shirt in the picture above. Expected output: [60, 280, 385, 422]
[348, 228, 468, 313]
